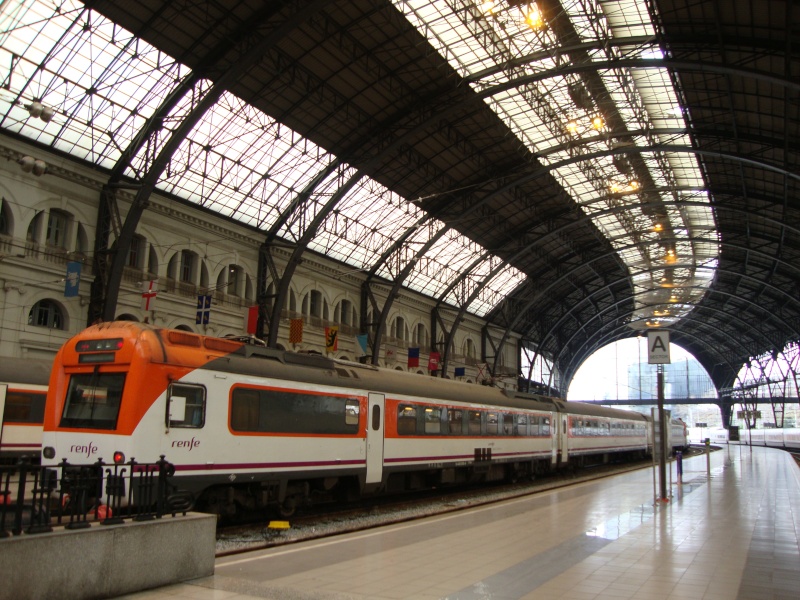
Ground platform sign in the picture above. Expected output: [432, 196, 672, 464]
[647, 330, 670, 364]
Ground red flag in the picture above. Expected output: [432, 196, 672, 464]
[289, 318, 303, 344]
[246, 306, 258, 334]
[141, 280, 157, 311]
[428, 351, 440, 371]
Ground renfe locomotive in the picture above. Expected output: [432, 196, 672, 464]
[41, 321, 686, 517]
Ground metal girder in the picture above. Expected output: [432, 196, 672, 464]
[90, 1, 327, 322]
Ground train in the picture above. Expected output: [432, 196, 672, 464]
[0, 357, 52, 463]
[41, 321, 687, 517]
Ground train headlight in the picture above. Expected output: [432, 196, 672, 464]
[113, 451, 125, 464]
[43, 446, 55, 460]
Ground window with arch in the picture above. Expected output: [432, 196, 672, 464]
[74, 223, 88, 256]
[0, 198, 10, 235]
[180, 250, 195, 283]
[46, 209, 69, 248]
[413, 323, 428, 348]
[128, 235, 145, 268]
[335, 299, 357, 327]
[28, 299, 65, 329]
[464, 338, 477, 359]
[302, 289, 329, 320]
[392, 316, 409, 341]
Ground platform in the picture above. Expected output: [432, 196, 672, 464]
[121, 445, 800, 600]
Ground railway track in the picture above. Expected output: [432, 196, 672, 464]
[216, 456, 667, 557]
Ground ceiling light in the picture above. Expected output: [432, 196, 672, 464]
[591, 115, 605, 130]
[524, 4, 545, 30]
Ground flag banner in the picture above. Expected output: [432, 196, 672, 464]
[325, 326, 339, 352]
[356, 334, 369, 357]
[289, 318, 303, 343]
[428, 351, 440, 371]
[64, 261, 81, 297]
[385, 345, 397, 362]
[141, 280, 157, 311]
[407, 347, 420, 368]
[246, 305, 259, 334]
[454, 366, 466, 377]
[196, 294, 211, 325]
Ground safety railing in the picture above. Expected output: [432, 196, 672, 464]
[0, 456, 192, 537]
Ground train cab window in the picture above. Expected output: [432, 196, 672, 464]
[468, 411, 482, 435]
[60, 372, 125, 430]
[397, 404, 417, 435]
[424, 407, 441, 434]
[167, 383, 206, 428]
[448, 409, 464, 434]
[3, 391, 46, 423]
[487, 412, 498, 435]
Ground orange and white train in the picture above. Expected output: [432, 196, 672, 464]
[41, 321, 687, 516]
[0, 357, 51, 463]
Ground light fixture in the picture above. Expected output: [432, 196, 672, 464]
[628, 180, 639, 190]
[26, 101, 54, 123]
[18, 156, 47, 176]
[524, 4, 545, 30]
[591, 115, 605, 130]
[565, 119, 579, 134]
[653, 223, 663, 232]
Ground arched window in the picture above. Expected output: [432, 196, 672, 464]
[302, 289, 328, 320]
[180, 250, 195, 283]
[0, 198, 11, 235]
[464, 338, 477, 359]
[413, 323, 428, 348]
[46, 209, 69, 248]
[335, 299, 357, 327]
[116, 313, 139, 321]
[392, 316, 408, 341]
[128, 235, 146, 269]
[28, 299, 65, 329]
[74, 223, 88, 256]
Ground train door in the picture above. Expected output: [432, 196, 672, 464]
[559, 413, 569, 465]
[366, 393, 385, 485]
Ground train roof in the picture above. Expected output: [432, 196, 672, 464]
[0, 356, 53, 385]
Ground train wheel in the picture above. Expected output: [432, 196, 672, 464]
[278, 496, 297, 518]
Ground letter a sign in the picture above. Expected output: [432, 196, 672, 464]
[647, 330, 670, 364]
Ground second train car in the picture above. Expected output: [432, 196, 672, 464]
[41, 321, 686, 516]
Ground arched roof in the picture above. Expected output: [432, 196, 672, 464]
[0, 0, 797, 395]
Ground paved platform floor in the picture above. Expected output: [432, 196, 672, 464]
[121, 445, 800, 600]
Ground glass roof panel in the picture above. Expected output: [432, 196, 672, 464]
[395, 0, 719, 331]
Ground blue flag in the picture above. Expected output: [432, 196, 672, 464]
[356, 334, 368, 357]
[64, 261, 81, 297]
[454, 366, 466, 377]
[196, 294, 211, 324]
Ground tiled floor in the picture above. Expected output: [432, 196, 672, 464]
[120, 445, 800, 599]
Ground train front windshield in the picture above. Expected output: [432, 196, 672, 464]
[60, 372, 125, 430]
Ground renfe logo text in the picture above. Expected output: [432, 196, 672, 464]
[172, 437, 200, 451]
[70, 443, 98, 458]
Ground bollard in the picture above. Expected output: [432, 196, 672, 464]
[676, 450, 683, 485]
[705, 438, 711, 477]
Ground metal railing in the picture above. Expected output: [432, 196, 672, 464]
[0, 456, 191, 537]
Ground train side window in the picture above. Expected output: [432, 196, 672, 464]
[424, 407, 441, 434]
[397, 404, 417, 435]
[347, 400, 360, 427]
[487, 412, 498, 435]
[3, 391, 46, 424]
[502, 414, 513, 435]
[468, 411, 482, 435]
[516, 415, 527, 436]
[168, 383, 206, 428]
[542, 417, 550, 436]
[230, 388, 260, 431]
[448, 409, 463, 434]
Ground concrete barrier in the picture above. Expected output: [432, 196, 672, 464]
[0, 513, 216, 600]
